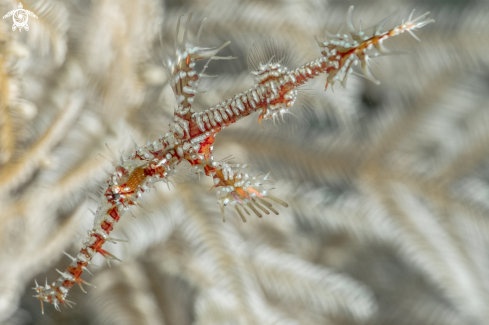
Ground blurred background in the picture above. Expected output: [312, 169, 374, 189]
[1, 0, 489, 324]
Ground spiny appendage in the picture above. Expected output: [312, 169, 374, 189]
[316, 6, 434, 89]
[188, 71, 299, 134]
[247, 37, 299, 85]
[164, 16, 290, 220]
[32, 206, 123, 313]
[33, 134, 183, 313]
[247, 38, 302, 126]
[34, 9, 433, 313]
[187, 8, 433, 131]
[32, 199, 125, 313]
[166, 15, 299, 138]
[212, 162, 288, 222]
[165, 13, 235, 131]
[187, 41, 301, 134]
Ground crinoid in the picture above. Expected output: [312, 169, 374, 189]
[33, 7, 433, 313]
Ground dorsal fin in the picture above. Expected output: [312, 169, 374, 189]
[247, 37, 299, 85]
[247, 37, 315, 133]
[166, 14, 235, 117]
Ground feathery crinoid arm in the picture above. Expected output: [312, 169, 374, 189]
[34, 7, 433, 313]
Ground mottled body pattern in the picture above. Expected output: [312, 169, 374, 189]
[33, 8, 433, 313]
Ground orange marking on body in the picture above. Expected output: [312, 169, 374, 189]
[236, 187, 250, 199]
[80, 248, 90, 259]
[246, 186, 263, 198]
[108, 207, 120, 221]
[101, 221, 113, 233]
[89, 235, 105, 252]
[204, 164, 215, 176]
[126, 167, 146, 192]
[212, 169, 236, 187]
[67, 264, 84, 279]
[186, 54, 190, 66]
[258, 114, 264, 129]
[198, 135, 217, 172]
[62, 280, 73, 288]
[53, 287, 67, 301]
[198, 136, 215, 155]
